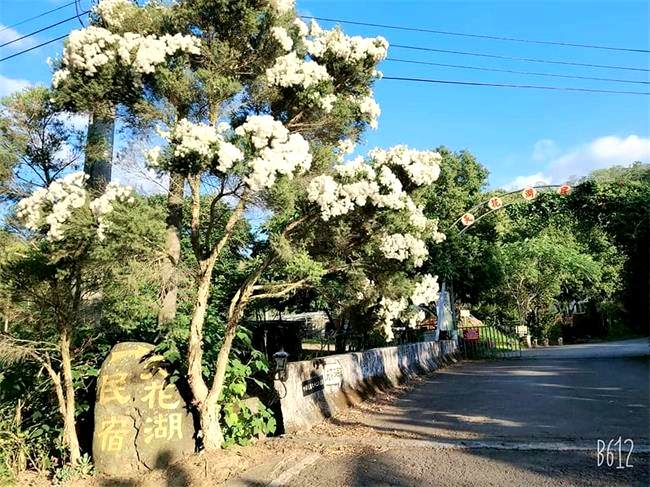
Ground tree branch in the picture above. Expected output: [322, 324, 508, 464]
[189, 174, 202, 259]
[250, 278, 310, 301]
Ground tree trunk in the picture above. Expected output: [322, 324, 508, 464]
[187, 256, 230, 451]
[14, 399, 26, 472]
[84, 110, 115, 193]
[198, 400, 223, 451]
[59, 328, 81, 464]
[187, 260, 215, 406]
[199, 266, 261, 451]
[158, 172, 184, 328]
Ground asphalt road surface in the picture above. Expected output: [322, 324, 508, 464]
[230, 339, 650, 486]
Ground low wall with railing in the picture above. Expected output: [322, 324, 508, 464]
[274, 340, 458, 433]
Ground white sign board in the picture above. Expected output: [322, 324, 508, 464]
[323, 363, 343, 388]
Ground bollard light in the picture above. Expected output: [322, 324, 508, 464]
[273, 349, 289, 382]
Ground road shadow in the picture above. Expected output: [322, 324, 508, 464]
[319, 355, 649, 485]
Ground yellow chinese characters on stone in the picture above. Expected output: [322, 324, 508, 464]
[98, 416, 131, 452]
[140, 379, 180, 410]
[98, 373, 130, 405]
[143, 413, 184, 444]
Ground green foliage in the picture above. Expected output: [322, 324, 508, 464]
[422, 148, 494, 303]
[220, 346, 277, 447]
[0, 368, 61, 479]
[567, 163, 650, 334]
[154, 317, 277, 447]
[53, 454, 94, 483]
[0, 87, 83, 203]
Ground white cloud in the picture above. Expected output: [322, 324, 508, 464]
[531, 139, 557, 162]
[0, 74, 32, 97]
[549, 135, 650, 178]
[505, 134, 650, 189]
[0, 25, 37, 50]
[504, 172, 551, 190]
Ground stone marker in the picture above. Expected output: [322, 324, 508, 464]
[93, 342, 195, 475]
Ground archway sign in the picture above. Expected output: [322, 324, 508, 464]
[447, 183, 572, 235]
[441, 183, 571, 355]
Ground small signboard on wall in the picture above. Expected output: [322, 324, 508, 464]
[323, 362, 343, 388]
[302, 376, 324, 396]
[516, 325, 529, 337]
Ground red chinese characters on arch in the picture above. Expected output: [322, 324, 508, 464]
[487, 196, 503, 210]
[461, 212, 475, 227]
[521, 187, 537, 201]
[558, 184, 571, 196]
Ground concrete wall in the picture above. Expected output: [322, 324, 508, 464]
[275, 340, 457, 433]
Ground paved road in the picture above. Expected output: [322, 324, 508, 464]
[229, 339, 649, 486]
[520, 338, 649, 360]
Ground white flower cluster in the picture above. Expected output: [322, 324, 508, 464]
[167, 119, 220, 158]
[144, 146, 162, 167]
[376, 274, 439, 341]
[153, 119, 244, 173]
[336, 139, 356, 160]
[379, 233, 429, 267]
[234, 115, 312, 191]
[16, 172, 89, 241]
[319, 93, 337, 113]
[52, 26, 201, 86]
[308, 146, 444, 238]
[410, 274, 440, 307]
[308, 148, 443, 267]
[293, 17, 309, 37]
[304, 22, 389, 63]
[268, 0, 295, 14]
[271, 26, 293, 51]
[266, 51, 331, 89]
[356, 94, 381, 129]
[308, 160, 399, 220]
[93, 0, 135, 29]
[89, 181, 134, 240]
[407, 310, 426, 329]
[15, 172, 134, 242]
[405, 199, 427, 230]
[377, 297, 407, 342]
[369, 146, 442, 186]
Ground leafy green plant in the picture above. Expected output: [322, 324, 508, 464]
[53, 453, 94, 483]
[220, 341, 276, 447]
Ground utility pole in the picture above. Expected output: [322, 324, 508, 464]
[84, 109, 115, 192]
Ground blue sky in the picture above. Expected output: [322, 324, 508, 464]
[0, 0, 648, 190]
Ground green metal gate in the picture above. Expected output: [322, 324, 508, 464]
[457, 320, 522, 359]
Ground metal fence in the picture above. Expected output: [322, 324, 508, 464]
[457, 320, 522, 359]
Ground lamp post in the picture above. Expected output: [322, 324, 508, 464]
[273, 349, 289, 382]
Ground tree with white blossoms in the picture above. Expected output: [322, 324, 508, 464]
[298, 146, 446, 345]
[0, 172, 164, 464]
[50, 0, 446, 450]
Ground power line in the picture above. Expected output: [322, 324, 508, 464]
[305, 16, 650, 54]
[391, 44, 650, 73]
[0, 1, 77, 34]
[386, 58, 650, 85]
[75, 0, 87, 28]
[0, 35, 68, 63]
[381, 76, 650, 95]
[0, 12, 89, 49]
